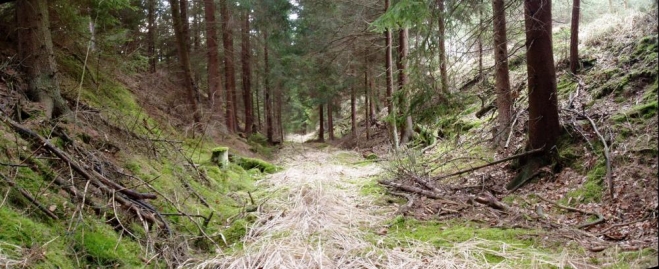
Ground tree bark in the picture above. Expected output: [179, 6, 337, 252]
[492, 0, 513, 149]
[364, 60, 371, 140]
[351, 86, 357, 138]
[398, 28, 414, 145]
[242, 9, 254, 134]
[569, 0, 580, 74]
[385, 0, 399, 149]
[478, 0, 484, 82]
[204, 0, 222, 116]
[180, 0, 191, 50]
[264, 31, 273, 143]
[192, 0, 201, 51]
[277, 86, 284, 142]
[328, 101, 335, 141]
[318, 104, 325, 142]
[220, 0, 237, 132]
[437, 0, 449, 94]
[16, 0, 71, 119]
[523, 0, 560, 157]
[147, 0, 157, 73]
[168, 0, 202, 127]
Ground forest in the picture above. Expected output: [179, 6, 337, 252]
[0, 0, 657, 267]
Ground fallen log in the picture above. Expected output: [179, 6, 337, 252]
[378, 180, 460, 205]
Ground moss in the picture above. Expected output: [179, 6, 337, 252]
[614, 248, 658, 268]
[557, 78, 577, 95]
[381, 217, 547, 266]
[73, 219, 143, 267]
[563, 161, 605, 205]
[222, 219, 249, 246]
[0, 207, 73, 268]
[365, 153, 378, 160]
[234, 157, 278, 174]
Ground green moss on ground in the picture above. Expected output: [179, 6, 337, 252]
[234, 157, 279, 174]
[562, 160, 605, 205]
[382, 217, 548, 266]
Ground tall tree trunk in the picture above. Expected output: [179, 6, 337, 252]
[147, 0, 157, 73]
[437, 0, 449, 94]
[264, 31, 273, 143]
[168, 0, 201, 128]
[569, 0, 580, 74]
[351, 86, 357, 138]
[328, 101, 335, 141]
[16, 0, 71, 119]
[242, 10, 254, 134]
[524, 0, 560, 152]
[398, 28, 414, 145]
[204, 0, 222, 117]
[192, 1, 201, 51]
[385, 0, 399, 149]
[277, 86, 284, 142]
[492, 0, 513, 149]
[365, 59, 371, 140]
[508, 0, 561, 190]
[255, 78, 262, 132]
[318, 104, 324, 142]
[180, 0, 190, 49]
[220, 0, 237, 132]
[478, 0, 483, 81]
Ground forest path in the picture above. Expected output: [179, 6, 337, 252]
[191, 143, 478, 269]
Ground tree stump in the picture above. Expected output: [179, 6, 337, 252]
[211, 147, 229, 169]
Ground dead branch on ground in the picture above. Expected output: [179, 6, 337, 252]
[0, 172, 59, 220]
[537, 195, 605, 229]
[378, 179, 460, 205]
[564, 109, 613, 200]
[432, 147, 544, 181]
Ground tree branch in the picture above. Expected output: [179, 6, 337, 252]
[432, 147, 544, 181]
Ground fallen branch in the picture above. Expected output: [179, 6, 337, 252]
[0, 162, 28, 167]
[432, 147, 544, 181]
[474, 191, 511, 212]
[389, 191, 415, 215]
[1, 116, 156, 201]
[378, 180, 460, 205]
[599, 215, 652, 235]
[537, 195, 605, 229]
[2, 116, 167, 232]
[0, 172, 59, 220]
[564, 109, 613, 200]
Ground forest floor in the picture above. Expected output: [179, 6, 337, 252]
[186, 143, 605, 269]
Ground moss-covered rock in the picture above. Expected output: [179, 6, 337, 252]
[234, 157, 278, 174]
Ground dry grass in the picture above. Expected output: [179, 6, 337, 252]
[0, 242, 25, 268]
[180, 145, 582, 269]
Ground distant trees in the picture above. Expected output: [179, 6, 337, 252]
[220, 0, 237, 133]
[168, 0, 201, 128]
[203, 0, 222, 115]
